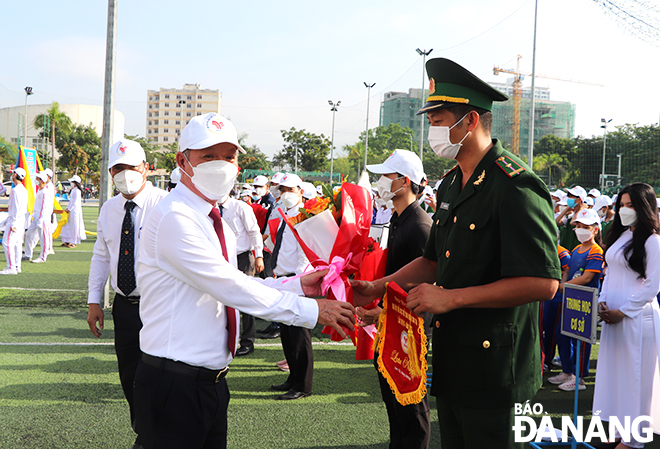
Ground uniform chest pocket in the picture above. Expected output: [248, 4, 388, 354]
[454, 213, 493, 263]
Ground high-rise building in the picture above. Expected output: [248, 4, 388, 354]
[490, 81, 576, 155]
[379, 88, 423, 144]
[146, 84, 221, 146]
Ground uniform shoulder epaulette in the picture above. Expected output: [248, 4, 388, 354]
[495, 156, 526, 178]
[441, 164, 459, 179]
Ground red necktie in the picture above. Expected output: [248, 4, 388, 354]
[209, 207, 238, 357]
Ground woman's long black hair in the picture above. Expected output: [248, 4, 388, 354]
[605, 183, 659, 279]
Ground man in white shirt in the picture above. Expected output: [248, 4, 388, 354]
[219, 195, 264, 356]
[1, 168, 28, 275]
[86, 139, 167, 449]
[268, 173, 315, 400]
[23, 171, 54, 263]
[42, 168, 56, 256]
[134, 113, 354, 449]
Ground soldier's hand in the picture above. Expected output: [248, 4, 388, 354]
[407, 283, 455, 315]
[301, 269, 329, 298]
[350, 279, 385, 307]
[254, 257, 264, 275]
[315, 299, 356, 338]
[87, 304, 104, 338]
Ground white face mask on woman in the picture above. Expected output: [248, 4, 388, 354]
[280, 192, 301, 210]
[113, 168, 145, 196]
[182, 155, 239, 202]
[427, 112, 470, 159]
[618, 207, 638, 227]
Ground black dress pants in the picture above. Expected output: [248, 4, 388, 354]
[280, 324, 313, 393]
[374, 353, 431, 449]
[133, 360, 230, 449]
[112, 294, 142, 433]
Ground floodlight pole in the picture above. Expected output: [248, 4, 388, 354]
[416, 48, 433, 161]
[528, 0, 538, 169]
[600, 118, 612, 190]
[363, 83, 375, 172]
[24, 87, 33, 147]
[328, 100, 340, 184]
[100, 0, 118, 308]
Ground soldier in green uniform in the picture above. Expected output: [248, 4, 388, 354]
[352, 58, 561, 449]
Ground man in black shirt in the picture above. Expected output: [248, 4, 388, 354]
[362, 149, 432, 449]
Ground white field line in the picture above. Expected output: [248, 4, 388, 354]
[0, 287, 87, 292]
[0, 341, 355, 347]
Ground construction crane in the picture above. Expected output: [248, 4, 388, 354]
[494, 56, 604, 155]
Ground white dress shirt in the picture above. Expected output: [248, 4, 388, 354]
[87, 183, 168, 304]
[5, 183, 27, 231]
[269, 203, 311, 277]
[220, 197, 263, 257]
[136, 183, 319, 370]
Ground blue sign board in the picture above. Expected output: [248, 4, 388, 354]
[561, 284, 598, 344]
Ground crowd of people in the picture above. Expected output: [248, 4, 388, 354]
[1, 56, 659, 449]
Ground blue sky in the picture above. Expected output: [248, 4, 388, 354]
[1, 0, 659, 158]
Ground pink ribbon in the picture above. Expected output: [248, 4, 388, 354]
[282, 253, 352, 303]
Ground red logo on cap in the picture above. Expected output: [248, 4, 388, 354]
[210, 120, 224, 131]
[118, 144, 128, 155]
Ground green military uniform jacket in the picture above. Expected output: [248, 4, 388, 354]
[423, 139, 561, 408]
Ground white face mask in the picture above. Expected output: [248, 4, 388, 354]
[113, 168, 145, 196]
[427, 112, 470, 159]
[618, 207, 637, 227]
[575, 228, 594, 243]
[280, 191, 301, 210]
[376, 175, 403, 202]
[255, 187, 267, 197]
[182, 155, 238, 202]
[270, 185, 280, 199]
[375, 198, 386, 208]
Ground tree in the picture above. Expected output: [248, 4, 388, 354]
[274, 128, 331, 172]
[0, 136, 17, 167]
[239, 144, 271, 171]
[58, 123, 101, 174]
[33, 102, 73, 169]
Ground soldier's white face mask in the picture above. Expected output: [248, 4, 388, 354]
[427, 112, 470, 159]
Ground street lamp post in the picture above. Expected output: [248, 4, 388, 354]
[328, 100, 340, 184]
[363, 82, 376, 173]
[416, 48, 433, 161]
[24, 87, 33, 147]
[404, 132, 413, 152]
[616, 154, 622, 186]
[600, 118, 612, 190]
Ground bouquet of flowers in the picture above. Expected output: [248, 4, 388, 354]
[276, 182, 373, 341]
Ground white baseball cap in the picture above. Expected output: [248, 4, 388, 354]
[574, 208, 601, 229]
[278, 173, 304, 189]
[178, 113, 245, 153]
[550, 189, 565, 200]
[316, 185, 323, 195]
[43, 168, 53, 178]
[13, 167, 26, 180]
[584, 197, 595, 206]
[594, 195, 612, 210]
[170, 167, 181, 184]
[366, 149, 426, 185]
[271, 172, 285, 185]
[36, 172, 48, 182]
[68, 175, 82, 183]
[253, 175, 269, 187]
[588, 188, 601, 198]
[109, 139, 147, 169]
[566, 186, 587, 202]
[301, 182, 317, 200]
[656, 197, 660, 209]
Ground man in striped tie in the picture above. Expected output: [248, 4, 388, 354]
[134, 113, 355, 449]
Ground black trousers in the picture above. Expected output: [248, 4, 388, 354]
[436, 398, 521, 449]
[112, 294, 142, 434]
[133, 360, 230, 449]
[374, 353, 431, 449]
[279, 324, 313, 393]
[237, 251, 256, 348]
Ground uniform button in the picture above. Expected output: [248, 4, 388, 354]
[445, 250, 450, 258]
[469, 223, 476, 230]
[453, 216, 457, 223]
[435, 219, 440, 226]
[483, 340, 491, 349]
[435, 321, 440, 328]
